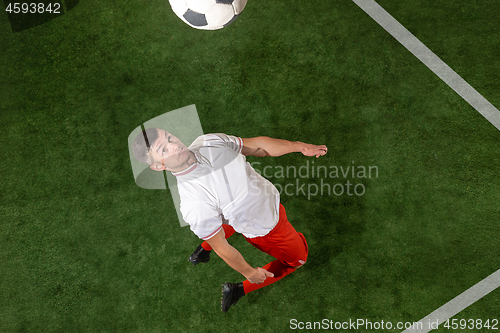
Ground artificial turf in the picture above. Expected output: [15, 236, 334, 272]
[1, 0, 499, 332]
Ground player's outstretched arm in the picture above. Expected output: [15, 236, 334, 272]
[206, 228, 274, 284]
[241, 137, 327, 158]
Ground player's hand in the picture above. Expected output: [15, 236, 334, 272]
[301, 143, 328, 158]
[247, 267, 274, 284]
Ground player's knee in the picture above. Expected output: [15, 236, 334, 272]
[294, 262, 305, 269]
[295, 258, 307, 269]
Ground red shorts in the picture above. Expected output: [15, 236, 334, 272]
[244, 203, 308, 267]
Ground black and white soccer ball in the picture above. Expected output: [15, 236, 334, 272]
[168, 0, 248, 30]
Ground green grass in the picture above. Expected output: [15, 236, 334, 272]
[1, 0, 499, 332]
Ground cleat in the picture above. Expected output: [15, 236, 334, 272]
[221, 283, 244, 312]
[188, 245, 211, 266]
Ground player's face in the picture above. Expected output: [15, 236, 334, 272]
[149, 129, 191, 171]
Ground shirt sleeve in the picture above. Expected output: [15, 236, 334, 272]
[180, 200, 223, 240]
[204, 133, 243, 155]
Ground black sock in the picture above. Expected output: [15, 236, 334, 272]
[235, 283, 245, 298]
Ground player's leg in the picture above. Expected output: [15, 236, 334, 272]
[189, 224, 236, 266]
[242, 223, 308, 294]
[221, 204, 308, 311]
[221, 259, 304, 312]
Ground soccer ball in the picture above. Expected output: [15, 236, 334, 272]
[168, 0, 248, 30]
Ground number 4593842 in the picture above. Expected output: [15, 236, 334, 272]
[443, 318, 498, 330]
[5, 3, 61, 14]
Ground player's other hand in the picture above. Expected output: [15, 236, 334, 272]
[247, 267, 274, 284]
[301, 143, 328, 158]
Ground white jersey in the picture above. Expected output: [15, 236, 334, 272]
[172, 133, 280, 240]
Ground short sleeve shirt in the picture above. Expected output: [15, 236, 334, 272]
[172, 133, 280, 239]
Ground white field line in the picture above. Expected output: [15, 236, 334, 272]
[402, 269, 500, 333]
[351, 1, 500, 332]
[352, 0, 500, 131]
